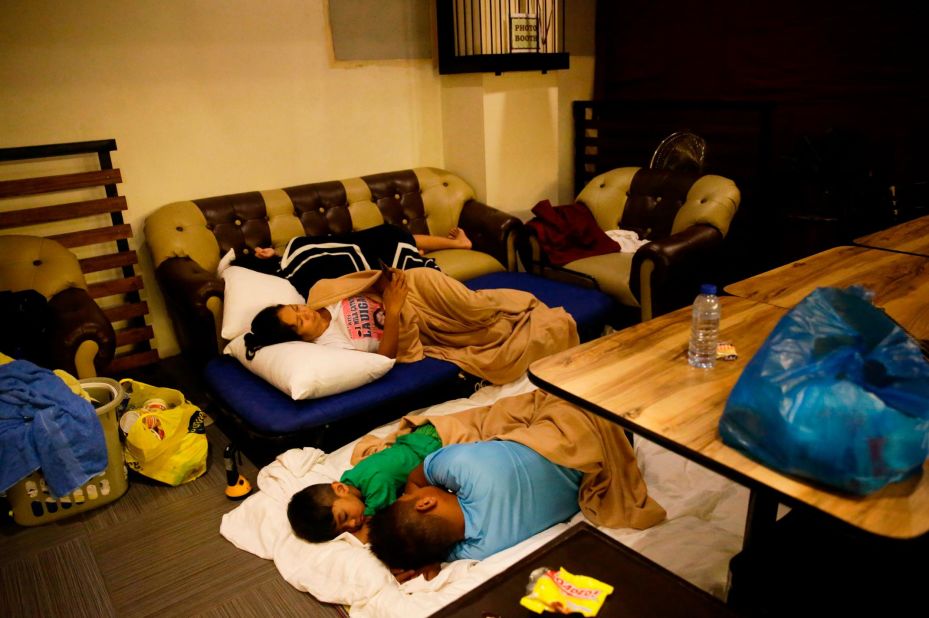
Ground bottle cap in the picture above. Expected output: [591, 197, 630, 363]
[699, 284, 717, 295]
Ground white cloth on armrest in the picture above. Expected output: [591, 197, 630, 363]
[605, 229, 651, 253]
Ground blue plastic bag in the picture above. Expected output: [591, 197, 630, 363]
[719, 286, 929, 495]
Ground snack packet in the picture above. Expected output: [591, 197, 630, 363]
[519, 567, 614, 616]
[716, 341, 738, 361]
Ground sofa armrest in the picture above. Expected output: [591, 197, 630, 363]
[156, 256, 226, 365]
[457, 200, 523, 271]
[631, 224, 723, 320]
[45, 287, 116, 378]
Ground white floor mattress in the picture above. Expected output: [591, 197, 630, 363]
[220, 376, 749, 617]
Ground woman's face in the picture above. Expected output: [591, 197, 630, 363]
[277, 304, 328, 341]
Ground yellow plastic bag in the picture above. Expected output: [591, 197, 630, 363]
[119, 379, 208, 486]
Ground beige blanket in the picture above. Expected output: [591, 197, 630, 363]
[306, 268, 579, 384]
[352, 390, 667, 530]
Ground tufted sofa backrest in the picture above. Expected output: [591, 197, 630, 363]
[146, 168, 475, 273]
[0, 235, 88, 299]
[576, 167, 740, 240]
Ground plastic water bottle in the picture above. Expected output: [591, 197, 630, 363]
[688, 284, 720, 368]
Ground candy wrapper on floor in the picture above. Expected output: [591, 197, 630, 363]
[520, 567, 614, 616]
[720, 286, 929, 495]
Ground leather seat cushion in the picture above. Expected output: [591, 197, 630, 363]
[564, 252, 638, 307]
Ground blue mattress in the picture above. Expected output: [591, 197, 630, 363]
[205, 355, 460, 434]
[205, 273, 616, 450]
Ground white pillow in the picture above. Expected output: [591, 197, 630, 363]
[224, 336, 395, 400]
[221, 266, 306, 340]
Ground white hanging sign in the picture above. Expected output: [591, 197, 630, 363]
[510, 13, 539, 52]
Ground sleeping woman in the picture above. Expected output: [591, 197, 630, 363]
[244, 266, 578, 385]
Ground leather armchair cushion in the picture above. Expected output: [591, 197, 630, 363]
[0, 235, 87, 298]
[562, 252, 638, 307]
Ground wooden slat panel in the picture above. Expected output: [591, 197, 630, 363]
[1, 140, 159, 372]
[115, 325, 154, 347]
[0, 196, 127, 229]
[48, 224, 133, 249]
[103, 301, 149, 323]
[0, 169, 122, 198]
[79, 251, 138, 274]
[0, 139, 116, 162]
[107, 350, 161, 374]
[87, 275, 144, 299]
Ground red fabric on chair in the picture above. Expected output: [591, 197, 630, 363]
[526, 200, 621, 266]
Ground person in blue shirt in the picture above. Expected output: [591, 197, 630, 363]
[368, 440, 583, 581]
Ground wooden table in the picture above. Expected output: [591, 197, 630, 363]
[724, 245, 929, 340]
[528, 296, 929, 541]
[854, 214, 929, 257]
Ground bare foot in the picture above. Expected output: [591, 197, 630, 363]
[447, 227, 472, 250]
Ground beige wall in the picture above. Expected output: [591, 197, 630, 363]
[440, 56, 594, 218]
[0, 0, 594, 359]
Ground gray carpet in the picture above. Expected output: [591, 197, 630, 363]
[0, 359, 346, 618]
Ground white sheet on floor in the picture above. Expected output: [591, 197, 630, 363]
[220, 376, 748, 617]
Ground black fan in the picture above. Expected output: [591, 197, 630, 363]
[649, 131, 707, 173]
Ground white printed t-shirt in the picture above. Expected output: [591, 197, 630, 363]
[314, 295, 385, 353]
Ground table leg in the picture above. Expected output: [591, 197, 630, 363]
[742, 489, 778, 551]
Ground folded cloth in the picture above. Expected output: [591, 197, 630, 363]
[526, 200, 622, 266]
[0, 359, 107, 496]
[605, 229, 651, 253]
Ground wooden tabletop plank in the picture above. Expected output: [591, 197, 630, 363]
[529, 296, 929, 539]
[724, 246, 929, 340]
[854, 215, 929, 257]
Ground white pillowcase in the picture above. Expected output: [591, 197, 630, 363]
[216, 248, 236, 276]
[224, 336, 395, 400]
[221, 266, 306, 340]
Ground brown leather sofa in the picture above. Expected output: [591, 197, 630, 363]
[519, 167, 741, 322]
[0, 235, 115, 377]
[145, 167, 522, 366]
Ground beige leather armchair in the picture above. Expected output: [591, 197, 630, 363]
[0, 235, 115, 377]
[519, 167, 741, 321]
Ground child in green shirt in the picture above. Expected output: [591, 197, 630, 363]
[287, 423, 442, 543]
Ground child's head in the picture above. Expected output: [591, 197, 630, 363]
[287, 482, 367, 543]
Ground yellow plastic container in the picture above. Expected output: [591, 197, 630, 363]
[6, 377, 129, 525]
